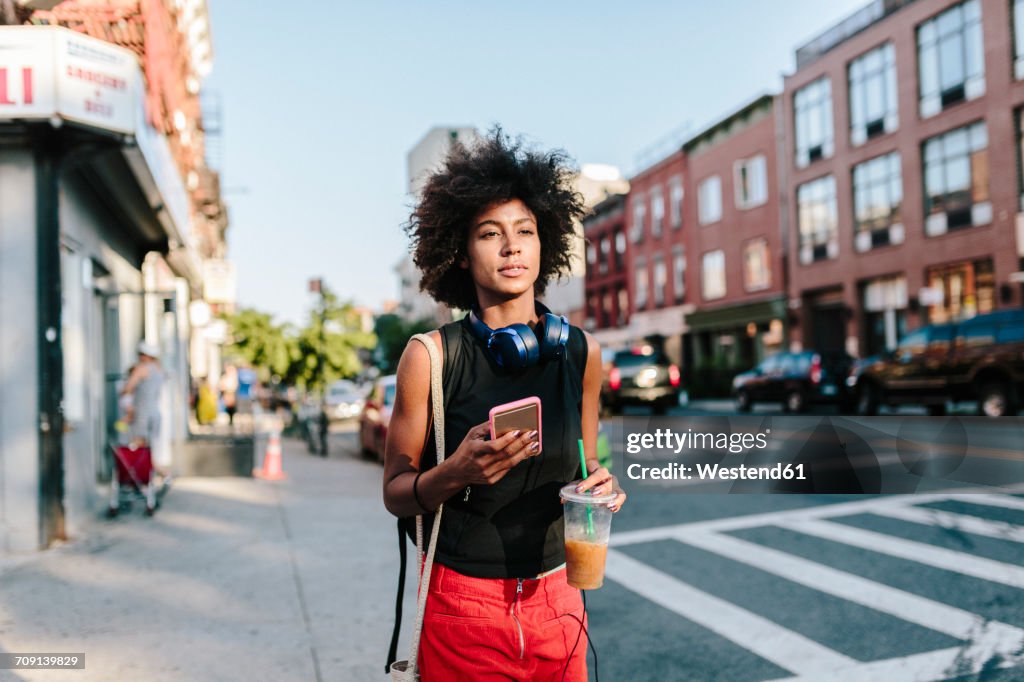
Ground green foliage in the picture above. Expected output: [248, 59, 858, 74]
[373, 314, 435, 373]
[222, 286, 377, 392]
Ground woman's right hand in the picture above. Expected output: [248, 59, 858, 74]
[442, 421, 540, 487]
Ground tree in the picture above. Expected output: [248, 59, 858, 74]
[222, 308, 295, 382]
[373, 314, 435, 373]
[285, 288, 376, 392]
[221, 287, 376, 391]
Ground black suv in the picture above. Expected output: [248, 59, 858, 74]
[601, 348, 681, 415]
[850, 309, 1024, 417]
[732, 351, 853, 413]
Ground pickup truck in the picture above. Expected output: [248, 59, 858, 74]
[849, 309, 1024, 417]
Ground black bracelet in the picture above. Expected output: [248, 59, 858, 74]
[412, 471, 428, 512]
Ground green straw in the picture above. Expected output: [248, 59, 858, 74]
[578, 439, 594, 537]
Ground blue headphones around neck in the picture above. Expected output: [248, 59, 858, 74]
[468, 302, 569, 370]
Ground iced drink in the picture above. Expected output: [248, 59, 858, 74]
[559, 482, 616, 590]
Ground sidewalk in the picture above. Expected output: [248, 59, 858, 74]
[0, 433, 414, 681]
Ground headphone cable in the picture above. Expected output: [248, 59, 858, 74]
[561, 589, 598, 682]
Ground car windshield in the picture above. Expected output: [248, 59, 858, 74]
[614, 352, 666, 367]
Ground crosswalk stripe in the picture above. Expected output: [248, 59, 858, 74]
[604, 548, 857, 677]
[765, 639, 1024, 682]
[609, 486, 1024, 547]
[952, 492, 1024, 513]
[671, 530, 1024, 644]
[872, 505, 1024, 543]
[786, 519, 1024, 589]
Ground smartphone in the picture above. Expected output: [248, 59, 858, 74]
[489, 396, 542, 454]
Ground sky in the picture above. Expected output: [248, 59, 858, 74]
[203, 0, 868, 326]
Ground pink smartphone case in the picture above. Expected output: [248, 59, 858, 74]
[488, 396, 542, 448]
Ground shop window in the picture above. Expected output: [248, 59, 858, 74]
[926, 258, 995, 323]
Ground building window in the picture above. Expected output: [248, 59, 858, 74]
[853, 152, 903, 252]
[1018, 109, 1024, 210]
[743, 239, 771, 291]
[669, 176, 684, 229]
[796, 175, 838, 264]
[650, 186, 664, 238]
[926, 258, 994, 323]
[653, 253, 666, 307]
[794, 77, 834, 168]
[734, 154, 768, 209]
[922, 121, 989, 236]
[587, 242, 597, 268]
[614, 230, 626, 270]
[617, 289, 629, 325]
[1016, 0, 1024, 79]
[698, 175, 722, 225]
[599, 237, 610, 274]
[862, 276, 908, 354]
[635, 257, 648, 310]
[672, 245, 685, 302]
[849, 42, 898, 145]
[701, 250, 726, 301]
[917, 0, 984, 118]
[631, 199, 646, 243]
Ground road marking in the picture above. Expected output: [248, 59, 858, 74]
[609, 485, 1024, 547]
[604, 549, 857, 677]
[785, 519, 1024, 589]
[953, 492, 1024, 512]
[765, 639, 1024, 682]
[872, 505, 1024, 543]
[672, 530, 1024, 645]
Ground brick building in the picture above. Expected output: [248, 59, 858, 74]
[622, 150, 689, 364]
[781, 0, 1024, 359]
[683, 94, 787, 386]
[583, 192, 630, 343]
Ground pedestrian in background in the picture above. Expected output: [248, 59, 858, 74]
[219, 364, 239, 427]
[121, 341, 170, 480]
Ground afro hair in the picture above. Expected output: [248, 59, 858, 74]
[405, 128, 586, 311]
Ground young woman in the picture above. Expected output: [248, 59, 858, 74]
[383, 130, 626, 681]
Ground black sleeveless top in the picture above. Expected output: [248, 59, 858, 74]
[418, 315, 589, 578]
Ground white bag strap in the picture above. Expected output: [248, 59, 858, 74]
[406, 333, 446, 672]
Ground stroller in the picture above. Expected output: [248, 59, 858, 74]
[106, 441, 160, 517]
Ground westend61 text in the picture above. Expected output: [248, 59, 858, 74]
[626, 462, 807, 481]
[625, 428, 770, 455]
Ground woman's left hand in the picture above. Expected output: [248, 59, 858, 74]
[576, 462, 627, 513]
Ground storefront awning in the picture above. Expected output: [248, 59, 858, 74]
[685, 297, 786, 332]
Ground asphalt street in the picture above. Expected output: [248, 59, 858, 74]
[340, 401, 1024, 682]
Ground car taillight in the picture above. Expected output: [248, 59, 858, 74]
[810, 354, 822, 385]
[609, 368, 621, 391]
[668, 364, 680, 388]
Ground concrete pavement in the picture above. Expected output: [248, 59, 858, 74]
[0, 432, 413, 682]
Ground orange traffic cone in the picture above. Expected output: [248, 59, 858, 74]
[254, 430, 287, 480]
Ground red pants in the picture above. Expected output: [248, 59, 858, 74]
[420, 563, 588, 681]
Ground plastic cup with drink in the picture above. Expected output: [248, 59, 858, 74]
[560, 441, 616, 589]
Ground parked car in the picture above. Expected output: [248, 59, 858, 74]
[732, 351, 853, 413]
[601, 347, 680, 415]
[324, 380, 365, 422]
[359, 374, 397, 461]
[849, 309, 1024, 417]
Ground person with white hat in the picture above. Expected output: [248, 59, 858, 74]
[121, 340, 170, 481]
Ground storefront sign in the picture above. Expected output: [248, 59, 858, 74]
[0, 27, 138, 134]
